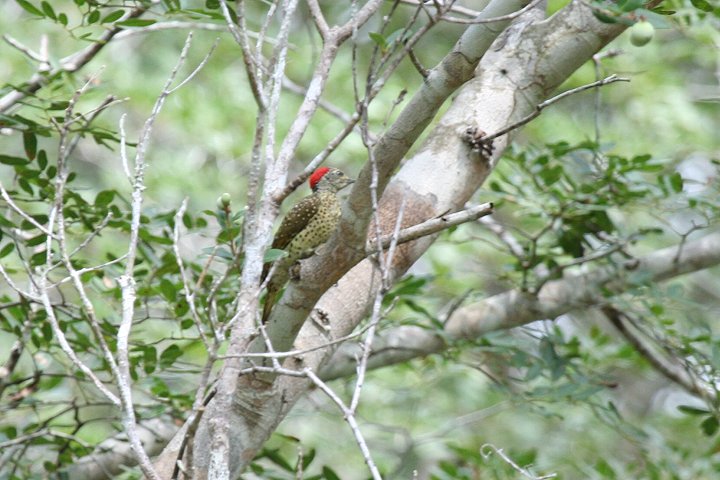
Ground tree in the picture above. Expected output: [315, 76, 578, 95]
[1, 0, 718, 478]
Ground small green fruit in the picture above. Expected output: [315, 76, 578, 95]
[630, 21, 654, 47]
[217, 193, 231, 209]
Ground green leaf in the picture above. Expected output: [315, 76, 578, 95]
[87, 9, 100, 24]
[593, 10, 618, 23]
[159, 278, 177, 302]
[701, 416, 719, 436]
[263, 248, 287, 263]
[539, 165, 563, 186]
[300, 448, 316, 470]
[116, 19, 157, 27]
[48, 101, 70, 111]
[40, 1, 55, 19]
[619, 0, 644, 12]
[16, 0, 44, 16]
[690, 0, 713, 12]
[669, 172, 683, 193]
[262, 448, 294, 472]
[94, 190, 116, 207]
[322, 466, 342, 480]
[0, 243, 15, 259]
[594, 458, 616, 478]
[175, 299, 190, 317]
[102, 10, 125, 23]
[368, 32, 387, 50]
[26, 233, 47, 247]
[143, 346, 157, 374]
[23, 131, 37, 160]
[18, 178, 33, 195]
[58, 12, 68, 25]
[159, 344, 182, 369]
[0, 155, 29, 165]
[677, 405, 711, 416]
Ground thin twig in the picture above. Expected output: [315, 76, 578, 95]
[117, 32, 209, 480]
[304, 370, 383, 480]
[440, 0, 544, 24]
[2, 34, 45, 62]
[398, 0, 478, 17]
[282, 76, 354, 124]
[367, 202, 494, 253]
[173, 198, 209, 348]
[0, 181, 56, 238]
[119, 114, 132, 182]
[219, 319, 376, 360]
[603, 306, 716, 404]
[114, 21, 282, 46]
[0, 7, 146, 113]
[220, 0, 267, 108]
[306, 0, 330, 40]
[481, 443, 557, 479]
[168, 38, 219, 94]
[36, 282, 120, 405]
[478, 75, 630, 144]
[408, 49, 429, 78]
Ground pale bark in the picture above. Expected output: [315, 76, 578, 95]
[320, 231, 720, 380]
[71, 1, 680, 477]
[180, 1, 629, 477]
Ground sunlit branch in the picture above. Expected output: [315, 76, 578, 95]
[0, 7, 147, 113]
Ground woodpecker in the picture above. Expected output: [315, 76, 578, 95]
[261, 167, 354, 323]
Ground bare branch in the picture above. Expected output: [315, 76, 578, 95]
[304, 369, 383, 480]
[36, 283, 121, 406]
[169, 38, 219, 94]
[306, 0, 330, 40]
[398, 0, 479, 17]
[117, 32, 211, 480]
[481, 444, 557, 480]
[2, 34, 44, 62]
[603, 306, 717, 403]
[0, 181, 56, 239]
[367, 202, 494, 253]
[477, 75, 630, 145]
[0, 7, 146, 113]
[321, 232, 720, 380]
[440, 0, 545, 24]
[173, 198, 209, 348]
[221, 0, 267, 108]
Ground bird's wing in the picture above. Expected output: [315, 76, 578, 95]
[271, 194, 319, 250]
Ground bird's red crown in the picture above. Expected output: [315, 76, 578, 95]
[309, 167, 330, 191]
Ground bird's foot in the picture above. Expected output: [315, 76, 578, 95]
[463, 126, 494, 159]
[311, 308, 332, 332]
[289, 262, 302, 281]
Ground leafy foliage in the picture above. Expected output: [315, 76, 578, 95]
[0, 0, 719, 478]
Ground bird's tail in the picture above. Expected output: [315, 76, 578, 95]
[261, 288, 276, 324]
[261, 265, 289, 323]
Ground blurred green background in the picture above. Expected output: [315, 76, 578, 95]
[1, 0, 719, 478]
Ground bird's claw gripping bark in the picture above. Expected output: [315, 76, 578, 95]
[463, 126, 494, 159]
[289, 262, 302, 281]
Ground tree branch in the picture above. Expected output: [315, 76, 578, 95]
[603, 306, 717, 404]
[266, 0, 535, 348]
[476, 74, 630, 145]
[367, 202, 494, 253]
[321, 231, 720, 379]
[0, 7, 146, 113]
